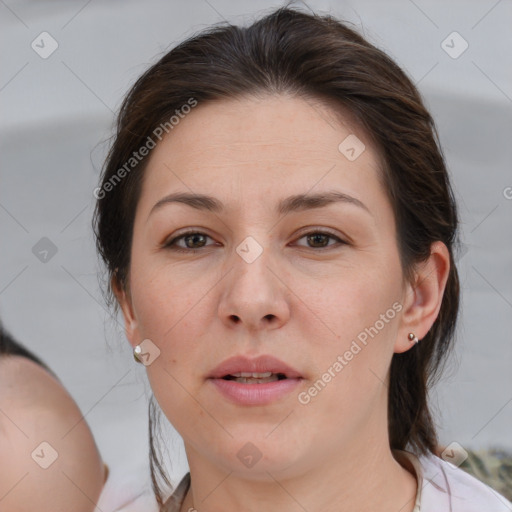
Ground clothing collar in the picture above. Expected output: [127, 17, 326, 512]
[165, 450, 455, 512]
[163, 472, 190, 512]
[394, 449, 453, 512]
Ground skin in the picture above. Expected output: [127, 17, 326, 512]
[114, 93, 450, 512]
[0, 355, 107, 511]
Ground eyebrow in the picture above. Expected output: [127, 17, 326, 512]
[148, 190, 372, 220]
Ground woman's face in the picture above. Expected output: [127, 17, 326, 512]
[117, 94, 419, 478]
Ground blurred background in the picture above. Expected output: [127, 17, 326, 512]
[1, 0, 511, 496]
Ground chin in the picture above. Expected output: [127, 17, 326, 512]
[211, 436, 307, 480]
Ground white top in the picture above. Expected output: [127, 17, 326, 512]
[95, 464, 158, 512]
[97, 450, 512, 511]
[397, 449, 512, 512]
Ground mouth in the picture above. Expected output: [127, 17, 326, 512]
[220, 372, 289, 384]
[208, 355, 303, 405]
[208, 354, 303, 381]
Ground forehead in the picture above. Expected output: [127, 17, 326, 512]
[138, 94, 388, 218]
[148, 93, 374, 160]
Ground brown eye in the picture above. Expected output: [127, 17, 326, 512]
[295, 230, 346, 250]
[164, 231, 214, 251]
[306, 233, 331, 248]
[163, 229, 347, 253]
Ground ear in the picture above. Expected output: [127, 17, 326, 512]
[111, 274, 140, 349]
[394, 241, 451, 354]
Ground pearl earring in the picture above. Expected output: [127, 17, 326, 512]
[133, 344, 143, 363]
[408, 333, 419, 344]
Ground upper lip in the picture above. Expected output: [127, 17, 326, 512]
[208, 355, 303, 379]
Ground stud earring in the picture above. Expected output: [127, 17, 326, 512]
[133, 344, 143, 363]
[408, 333, 419, 344]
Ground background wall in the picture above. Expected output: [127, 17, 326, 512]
[1, 0, 511, 492]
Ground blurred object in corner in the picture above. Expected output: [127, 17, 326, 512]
[459, 448, 512, 500]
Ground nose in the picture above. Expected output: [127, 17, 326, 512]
[217, 242, 291, 333]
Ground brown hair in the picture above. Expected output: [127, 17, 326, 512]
[93, 4, 460, 506]
[0, 320, 56, 378]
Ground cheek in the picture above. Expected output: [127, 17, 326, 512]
[301, 277, 399, 414]
[130, 254, 200, 336]
[129, 258, 219, 370]
[299, 259, 402, 391]
[303, 262, 401, 340]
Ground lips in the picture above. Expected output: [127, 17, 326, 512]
[208, 354, 303, 380]
[208, 354, 303, 406]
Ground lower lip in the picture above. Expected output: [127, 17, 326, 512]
[209, 377, 302, 405]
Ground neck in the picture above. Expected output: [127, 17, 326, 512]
[179, 438, 418, 512]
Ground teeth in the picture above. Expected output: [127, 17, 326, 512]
[230, 372, 273, 378]
[233, 375, 280, 384]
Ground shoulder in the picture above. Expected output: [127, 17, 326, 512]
[418, 451, 512, 512]
[0, 355, 106, 512]
[97, 464, 158, 511]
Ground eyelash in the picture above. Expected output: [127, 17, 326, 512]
[163, 229, 347, 253]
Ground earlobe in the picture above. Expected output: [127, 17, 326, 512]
[111, 275, 139, 347]
[395, 241, 451, 354]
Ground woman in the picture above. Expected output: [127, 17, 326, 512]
[0, 321, 108, 511]
[93, 6, 512, 511]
